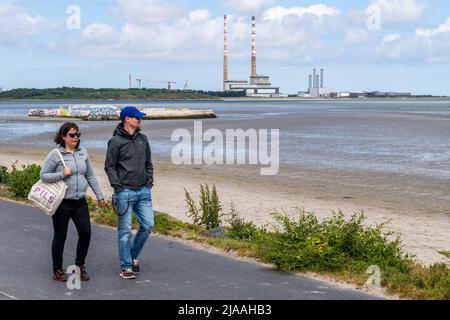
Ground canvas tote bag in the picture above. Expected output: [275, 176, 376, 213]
[28, 149, 68, 216]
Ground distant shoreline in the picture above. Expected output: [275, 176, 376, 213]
[0, 98, 219, 103]
[222, 97, 450, 102]
[1, 87, 448, 102]
[0, 97, 449, 103]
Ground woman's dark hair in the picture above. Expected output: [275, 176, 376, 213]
[54, 123, 80, 149]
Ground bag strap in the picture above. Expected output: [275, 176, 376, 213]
[54, 148, 67, 168]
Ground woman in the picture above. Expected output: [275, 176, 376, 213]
[40, 123, 105, 282]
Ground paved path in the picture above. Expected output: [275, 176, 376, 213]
[0, 200, 381, 300]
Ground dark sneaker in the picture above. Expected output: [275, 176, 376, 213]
[79, 266, 90, 281]
[119, 269, 136, 280]
[53, 269, 68, 282]
[132, 259, 140, 274]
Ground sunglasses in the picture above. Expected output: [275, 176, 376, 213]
[68, 132, 81, 139]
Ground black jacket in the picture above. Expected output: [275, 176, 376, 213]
[105, 123, 153, 193]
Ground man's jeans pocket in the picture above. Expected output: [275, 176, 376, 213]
[112, 191, 130, 217]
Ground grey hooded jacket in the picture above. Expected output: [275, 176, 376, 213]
[40, 147, 104, 200]
[104, 123, 153, 194]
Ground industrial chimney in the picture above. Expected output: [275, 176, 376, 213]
[308, 75, 312, 91]
[313, 69, 317, 88]
[320, 69, 324, 88]
[223, 15, 229, 91]
[251, 16, 257, 77]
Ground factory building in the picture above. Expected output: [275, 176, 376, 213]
[338, 91, 412, 98]
[223, 16, 282, 98]
[338, 92, 351, 98]
[298, 69, 412, 99]
[368, 91, 412, 98]
[305, 68, 335, 98]
[343, 91, 413, 98]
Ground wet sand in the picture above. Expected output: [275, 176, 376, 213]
[1, 140, 449, 265]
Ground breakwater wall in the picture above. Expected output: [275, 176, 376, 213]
[28, 105, 216, 120]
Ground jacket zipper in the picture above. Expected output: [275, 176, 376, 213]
[73, 153, 79, 200]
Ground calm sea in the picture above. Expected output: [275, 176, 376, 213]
[0, 100, 449, 180]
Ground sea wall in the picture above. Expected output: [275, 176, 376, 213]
[28, 105, 216, 120]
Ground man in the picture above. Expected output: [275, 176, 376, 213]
[105, 106, 154, 279]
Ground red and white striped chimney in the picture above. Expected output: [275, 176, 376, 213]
[223, 15, 229, 91]
[251, 16, 257, 77]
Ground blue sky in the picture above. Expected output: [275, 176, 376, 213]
[1, 0, 450, 95]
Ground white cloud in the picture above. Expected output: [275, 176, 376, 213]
[377, 35, 403, 58]
[82, 23, 116, 43]
[112, 0, 183, 24]
[70, 2, 349, 64]
[415, 17, 450, 37]
[368, 0, 427, 24]
[0, 1, 45, 44]
[377, 17, 450, 62]
[345, 30, 370, 44]
[77, 8, 223, 61]
[262, 4, 341, 21]
[70, 1, 448, 65]
[188, 9, 210, 23]
[224, 0, 275, 14]
[382, 33, 401, 43]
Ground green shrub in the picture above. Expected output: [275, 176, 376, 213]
[255, 208, 412, 273]
[0, 166, 11, 185]
[226, 203, 263, 240]
[184, 184, 223, 230]
[9, 163, 41, 199]
[184, 188, 200, 224]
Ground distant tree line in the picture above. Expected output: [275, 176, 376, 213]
[0, 87, 246, 100]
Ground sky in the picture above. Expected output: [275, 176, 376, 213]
[1, 0, 450, 95]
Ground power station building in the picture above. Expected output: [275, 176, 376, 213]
[223, 16, 282, 98]
[300, 69, 411, 99]
[306, 68, 334, 98]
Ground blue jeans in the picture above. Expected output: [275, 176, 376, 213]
[113, 187, 154, 271]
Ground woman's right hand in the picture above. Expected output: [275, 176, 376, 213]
[63, 167, 72, 177]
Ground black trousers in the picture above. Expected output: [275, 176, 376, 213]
[51, 198, 91, 271]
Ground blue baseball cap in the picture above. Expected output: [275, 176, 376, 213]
[120, 106, 146, 121]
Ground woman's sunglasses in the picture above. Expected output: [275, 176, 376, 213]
[68, 133, 81, 139]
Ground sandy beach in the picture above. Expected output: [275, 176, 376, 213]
[1, 142, 449, 266]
